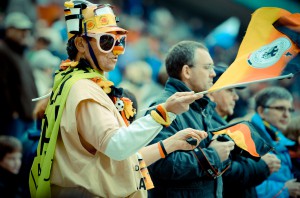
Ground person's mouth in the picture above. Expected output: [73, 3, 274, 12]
[280, 120, 288, 125]
[111, 56, 118, 62]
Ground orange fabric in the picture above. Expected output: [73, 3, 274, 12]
[120, 97, 136, 119]
[213, 123, 260, 157]
[37, 4, 64, 27]
[139, 158, 155, 190]
[209, 8, 300, 93]
[277, 14, 300, 32]
[157, 142, 165, 158]
[157, 104, 167, 121]
[229, 123, 259, 157]
[121, 111, 129, 126]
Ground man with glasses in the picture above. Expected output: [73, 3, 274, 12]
[146, 41, 235, 197]
[208, 66, 281, 198]
[251, 86, 300, 198]
[29, 1, 208, 197]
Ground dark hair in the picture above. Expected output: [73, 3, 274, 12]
[66, 35, 79, 60]
[254, 86, 293, 111]
[165, 41, 207, 80]
[0, 136, 22, 161]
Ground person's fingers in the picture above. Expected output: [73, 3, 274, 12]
[191, 130, 208, 140]
[172, 91, 195, 97]
[177, 94, 202, 104]
[173, 91, 204, 99]
[199, 131, 208, 139]
[186, 132, 200, 146]
[270, 162, 281, 173]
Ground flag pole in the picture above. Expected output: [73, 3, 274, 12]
[203, 73, 294, 94]
[32, 92, 52, 102]
[139, 73, 294, 113]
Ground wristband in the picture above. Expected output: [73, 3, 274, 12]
[159, 140, 168, 157]
[150, 104, 171, 127]
[158, 141, 165, 158]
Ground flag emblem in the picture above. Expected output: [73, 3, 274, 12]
[247, 37, 291, 68]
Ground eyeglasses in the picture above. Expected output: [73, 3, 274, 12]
[263, 106, 295, 113]
[189, 64, 215, 71]
[86, 33, 126, 54]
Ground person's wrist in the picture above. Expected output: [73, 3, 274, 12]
[162, 103, 175, 114]
[161, 103, 177, 120]
[162, 138, 177, 154]
[161, 103, 170, 112]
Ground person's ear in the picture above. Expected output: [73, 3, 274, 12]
[257, 106, 265, 118]
[74, 36, 85, 53]
[181, 64, 191, 81]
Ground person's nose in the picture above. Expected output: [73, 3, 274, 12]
[233, 92, 239, 101]
[282, 109, 291, 118]
[210, 69, 216, 78]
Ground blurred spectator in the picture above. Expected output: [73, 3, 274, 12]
[0, 135, 23, 197]
[251, 86, 300, 198]
[284, 115, 300, 181]
[119, 60, 163, 118]
[0, 12, 39, 198]
[208, 66, 242, 125]
[5, 0, 37, 23]
[28, 49, 60, 96]
[0, 12, 38, 138]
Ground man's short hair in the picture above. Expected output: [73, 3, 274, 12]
[165, 41, 207, 80]
[0, 136, 22, 161]
[254, 86, 293, 111]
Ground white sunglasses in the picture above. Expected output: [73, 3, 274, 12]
[86, 32, 126, 54]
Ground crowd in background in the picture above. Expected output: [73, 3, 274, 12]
[0, 0, 299, 197]
[1, 0, 299, 116]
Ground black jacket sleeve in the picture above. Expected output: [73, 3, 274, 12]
[223, 155, 270, 187]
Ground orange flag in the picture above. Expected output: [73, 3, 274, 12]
[211, 121, 273, 161]
[209, 7, 300, 92]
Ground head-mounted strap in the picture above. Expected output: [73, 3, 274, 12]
[84, 22, 101, 71]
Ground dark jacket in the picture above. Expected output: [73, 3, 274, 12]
[147, 78, 225, 198]
[0, 38, 38, 134]
[0, 166, 24, 198]
[211, 110, 270, 198]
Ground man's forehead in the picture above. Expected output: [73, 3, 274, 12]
[269, 99, 292, 106]
[194, 49, 213, 64]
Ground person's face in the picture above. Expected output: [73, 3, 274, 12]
[0, 151, 22, 174]
[259, 99, 293, 131]
[212, 88, 239, 117]
[186, 48, 216, 92]
[6, 28, 30, 45]
[83, 31, 122, 72]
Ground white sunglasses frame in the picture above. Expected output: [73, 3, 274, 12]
[85, 32, 127, 53]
